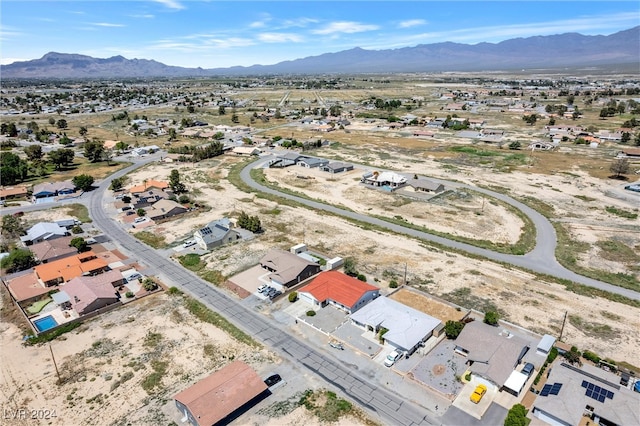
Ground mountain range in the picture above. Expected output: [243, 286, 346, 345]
[2, 26, 638, 79]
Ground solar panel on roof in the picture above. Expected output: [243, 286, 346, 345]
[583, 380, 615, 403]
[581, 380, 588, 388]
[586, 389, 593, 398]
[587, 383, 595, 390]
[550, 383, 562, 395]
[597, 394, 605, 403]
[540, 385, 552, 397]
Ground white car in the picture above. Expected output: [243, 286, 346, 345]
[183, 240, 196, 248]
[257, 284, 268, 293]
[384, 350, 402, 367]
[134, 217, 147, 223]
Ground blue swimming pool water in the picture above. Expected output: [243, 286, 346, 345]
[34, 315, 58, 332]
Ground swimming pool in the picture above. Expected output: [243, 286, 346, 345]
[33, 315, 58, 332]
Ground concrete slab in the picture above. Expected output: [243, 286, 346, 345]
[333, 322, 382, 358]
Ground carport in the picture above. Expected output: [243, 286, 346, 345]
[502, 371, 528, 397]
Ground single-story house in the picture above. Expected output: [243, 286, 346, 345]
[20, 222, 68, 246]
[5, 272, 55, 305]
[259, 248, 321, 290]
[268, 152, 301, 168]
[617, 148, 640, 158]
[29, 236, 77, 263]
[412, 130, 435, 137]
[62, 271, 122, 315]
[297, 157, 329, 168]
[532, 362, 639, 426]
[34, 251, 108, 287]
[453, 321, 531, 390]
[298, 271, 380, 314]
[193, 218, 240, 250]
[174, 360, 268, 426]
[0, 185, 28, 200]
[319, 162, 354, 174]
[361, 171, 407, 188]
[132, 189, 170, 209]
[145, 199, 188, 221]
[407, 177, 445, 193]
[129, 180, 169, 194]
[32, 180, 75, 201]
[350, 297, 441, 354]
[231, 146, 261, 156]
[528, 141, 556, 151]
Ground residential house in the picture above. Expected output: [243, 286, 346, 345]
[528, 141, 556, 151]
[319, 162, 354, 174]
[350, 297, 441, 355]
[426, 118, 447, 128]
[268, 152, 302, 168]
[193, 218, 240, 250]
[29, 236, 77, 264]
[129, 180, 169, 195]
[259, 248, 321, 290]
[617, 148, 640, 158]
[296, 157, 329, 168]
[412, 130, 435, 138]
[231, 146, 261, 156]
[34, 251, 108, 287]
[298, 270, 379, 314]
[20, 222, 68, 246]
[0, 185, 28, 201]
[60, 271, 122, 315]
[361, 171, 407, 188]
[532, 362, 639, 426]
[132, 189, 170, 209]
[453, 321, 532, 391]
[407, 177, 445, 194]
[174, 361, 268, 426]
[32, 180, 75, 202]
[145, 199, 188, 221]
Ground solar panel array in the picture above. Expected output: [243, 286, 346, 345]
[539, 382, 563, 397]
[582, 380, 615, 403]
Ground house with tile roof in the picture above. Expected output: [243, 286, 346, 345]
[145, 199, 188, 221]
[34, 251, 108, 287]
[298, 270, 379, 314]
[60, 271, 122, 315]
[0, 185, 28, 200]
[128, 180, 169, 194]
[29, 236, 77, 264]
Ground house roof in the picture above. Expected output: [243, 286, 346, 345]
[34, 252, 107, 283]
[29, 236, 76, 262]
[537, 334, 556, 353]
[0, 186, 28, 198]
[145, 199, 187, 219]
[174, 360, 267, 426]
[350, 297, 441, 352]
[455, 321, 531, 386]
[259, 249, 318, 285]
[63, 271, 121, 314]
[324, 161, 352, 171]
[409, 177, 443, 191]
[375, 171, 407, 184]
[6, 272, 52, 302]
[21, 222, 67, 243]
[298, 157, 328, 166]
[196, 218, 233, 244]
[129, 180, 168, 194]
[533, 362, 639, 426]
[32, 180, 74, 196]
[300, 271, 379, 309]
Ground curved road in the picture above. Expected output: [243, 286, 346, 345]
[240, 156, 640, 301]
[78, 160, 436, 426]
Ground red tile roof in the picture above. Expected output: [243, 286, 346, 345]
[174, 361, 267, 426]
[6, 273, 53, 302]
[34, 252, 107, 283]
[300, 270, 379, 309]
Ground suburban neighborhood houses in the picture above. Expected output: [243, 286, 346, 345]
[1, 69, 639, 426]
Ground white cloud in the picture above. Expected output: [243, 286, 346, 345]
[130, 14, 155, 19]
[250, 13, 272, 28]
[1, 57, 29, 65]
[92, 22, 125, 28]
[258, 33, 303, 43]
[152, 0, 185, 11]
[398, 19, 426, 29]
[312, 21, 379, 35]
[280, 17, 319, 29]
[0, 27, 25, 42]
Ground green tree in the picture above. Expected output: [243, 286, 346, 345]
[137, 208, 146, 217]
[288, 291, 298, 302]
[609, 158, 630, 178]
[48, 117, 56, 125]
[79, 126, 88, 136]
[1, 214, 25, 241]
[69, 237, 88, 253]
[48, 148, 75, 170]
[84, 139, 105, 162]
[168, 169, 186, 194]
[0, 249, 36, 273]
[0, 152, 28, 184]
[142, 278, 158, 291]
[343, 257, 357, 276]
[508, 141, 522, 150]
[444, 320, 465, 339]
[484, 311, 500, 326]
[168, 128, 177, 141]
[109, 176, 126, 191]
[3, 122, 18, 137]
[218, 105, 226, 115]
[72, 174, 95, 191]
[23, 144, 44, 161]
[115, 141, 128, 153]
[56, 119, 68, 129]
[504, 404, 527, 426]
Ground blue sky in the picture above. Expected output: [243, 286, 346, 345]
[1, 1, 638, 68]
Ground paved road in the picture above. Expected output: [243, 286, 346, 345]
[80, 163, 438, 426]
[240, 156, 640, 301]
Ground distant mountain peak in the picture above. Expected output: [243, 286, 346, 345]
[2, 27, 638, 78]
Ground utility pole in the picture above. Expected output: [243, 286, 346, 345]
[403, 263, 407, 286]
[49, 344, 61, 384]
[559, 311, 568, 341]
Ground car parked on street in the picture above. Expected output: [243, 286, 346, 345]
[182, 240, 196, 248]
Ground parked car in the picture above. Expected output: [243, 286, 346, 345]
[183, 240, 196, 248]
[264, 374, 282, 387]
[270, 290, 282, 300]
[522, 362, 535, 377]
[134, 217, 146, 223]
[470, 384, 487, 404]
[126, 273, 142, 282]
[384, 349, 401, 367]
[257, 284, 268, 293]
